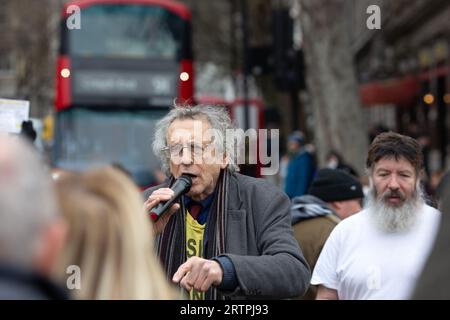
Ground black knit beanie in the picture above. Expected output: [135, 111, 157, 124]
[308, 168, 364, 202]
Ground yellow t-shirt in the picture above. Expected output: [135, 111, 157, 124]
[186, 211, 206, 300]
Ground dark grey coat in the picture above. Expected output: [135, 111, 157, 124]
[143, 172, 311, 299]
[412, 186, 450, 299]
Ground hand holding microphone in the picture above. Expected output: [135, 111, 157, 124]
[144, 175, 192, 235]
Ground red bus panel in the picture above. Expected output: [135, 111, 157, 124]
[62, 0, 191, 20]
[55, 56, 72, 111]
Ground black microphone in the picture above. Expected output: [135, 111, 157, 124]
[150, 174, 192, 221]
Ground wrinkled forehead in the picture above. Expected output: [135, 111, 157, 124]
[372, 155, 416, 173]
[167, 117, 212, 144]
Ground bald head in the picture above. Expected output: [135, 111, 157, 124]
[0, 134, 58, 268]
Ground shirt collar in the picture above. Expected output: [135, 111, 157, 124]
[184, 191, 216, 210]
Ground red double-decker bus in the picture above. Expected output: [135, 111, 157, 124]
[53, 0, 193, 187]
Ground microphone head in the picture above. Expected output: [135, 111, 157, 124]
[149, 174, 193, 222]
[177, 174, 193, 192]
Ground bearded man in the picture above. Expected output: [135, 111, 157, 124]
[311, 132, 441, 300]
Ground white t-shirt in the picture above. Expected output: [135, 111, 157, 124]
[311, 204, 441, 300]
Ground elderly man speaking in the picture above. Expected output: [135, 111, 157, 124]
[144, 104, 310, 300]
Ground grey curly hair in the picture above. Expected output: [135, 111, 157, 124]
[0, 135, 57, 267]
[153, 104, 241, 175]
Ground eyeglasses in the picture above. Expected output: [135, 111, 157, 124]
[163, 141, 213, 159]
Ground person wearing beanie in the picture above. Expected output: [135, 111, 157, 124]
[291, 168, 364, 299]
[308, 168, 364, 219]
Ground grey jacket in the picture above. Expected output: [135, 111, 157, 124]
[144, 172, 311, 299]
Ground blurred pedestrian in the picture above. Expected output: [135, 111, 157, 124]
[412, 181, 450, 299]
[312, 132, 441, 299]
[368, 123, 389, 142]
[291, 168, 364, 299]
[144, 104, 310, 300]
[434, 170, 450, 210]
[20, 120, 37, 144]
[308, 168, 363, 220]
[406, 124, 432, 181]
[284, 131, 316, 198]
[53, 167, 179, 299]
[325, 150, 359, 177]
[0, 134, 67, 299]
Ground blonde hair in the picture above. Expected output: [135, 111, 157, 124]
[53, 166, 179, 299]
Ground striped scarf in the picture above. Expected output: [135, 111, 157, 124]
[290, 194, 336, 224]
[156, 169, 230, 300]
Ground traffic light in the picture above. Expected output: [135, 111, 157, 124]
[272, 9, 305, 91]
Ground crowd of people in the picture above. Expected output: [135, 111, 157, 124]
[0, 104, 449, 300]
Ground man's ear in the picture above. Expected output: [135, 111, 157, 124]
[34, 218, 67, 276]
[329, 201, 343, 211]
[328, 201, 345, 219]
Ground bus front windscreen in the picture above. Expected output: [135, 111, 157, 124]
[53, 108, 168, 188]
[69, 4, 184, 60]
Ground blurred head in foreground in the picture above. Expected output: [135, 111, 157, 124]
[53, 166, 179, 299]
[0, 134, 66, 298]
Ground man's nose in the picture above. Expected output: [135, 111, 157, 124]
[387, 175, 400, 190]
[180, 147, 193, 165]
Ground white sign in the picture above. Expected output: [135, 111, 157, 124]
[0, 98, 30, 133]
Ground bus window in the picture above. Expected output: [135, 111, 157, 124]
[69, 4, 184, 60]
[53, 108, 167, 188]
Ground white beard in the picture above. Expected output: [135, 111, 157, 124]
[365, 182, 425, 233]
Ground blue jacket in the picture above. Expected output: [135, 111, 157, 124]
[285, 150, 315, 198]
